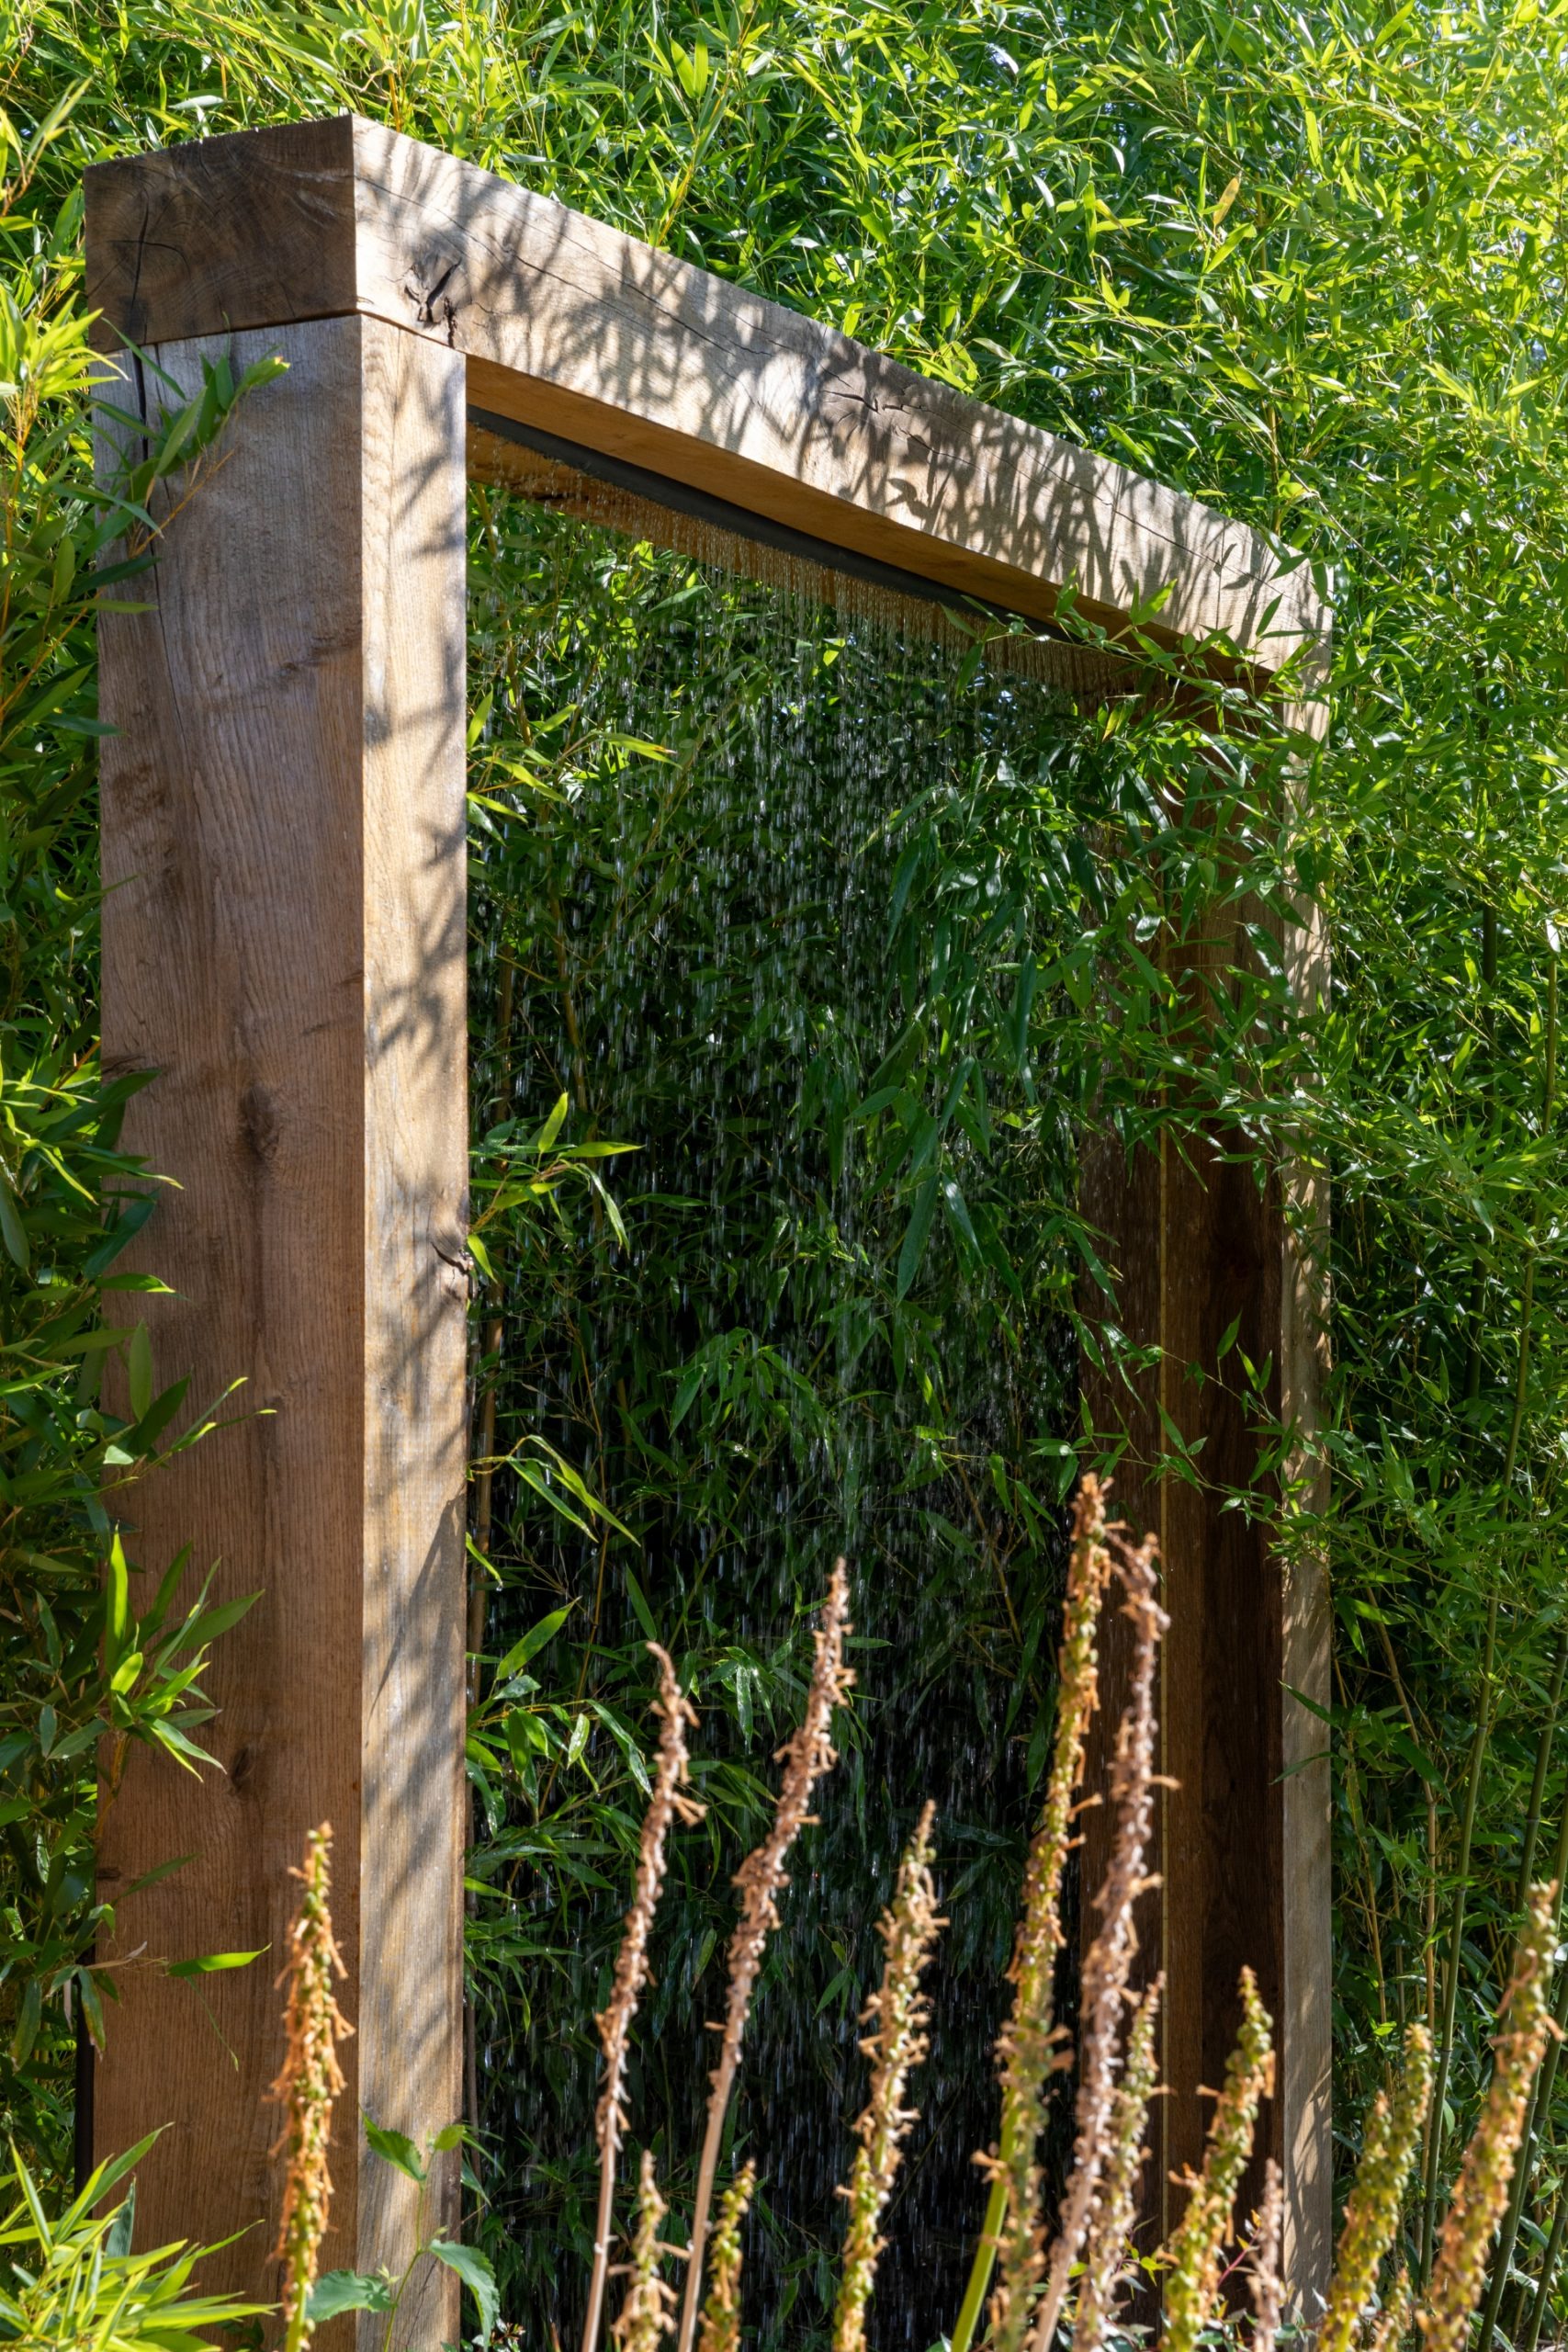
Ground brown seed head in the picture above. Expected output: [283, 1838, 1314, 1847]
[833, 1802, 944, 2352]
[1321, 2022, 1433, 2352]
[1418, 1886, 1559, 2352]
[696, 2164, 758, 2352]
[267, 1823, 353, 2352]
[1161, 1965, 1275, 2352]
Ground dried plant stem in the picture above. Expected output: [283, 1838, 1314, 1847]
[954, 1476, 1114, 2352]
[267, 1823, 353, 2352]
[1161, 1965, 1276, 2352]
[833, 1801, 944, 2352]
[675, 1566, 854, 2352]
[1072, 1974, 1163, 2352]
[1319, 2022, 1433, 2352]
[1248, 2159, 1286, 2352]
[696, 2164, 758, 2352]
[613, 2150, 680, 2352]
[1025, 1526, 1165, 2352]
[1417, 1883, 1558, 2352]
[583, 1647, 703, 2352]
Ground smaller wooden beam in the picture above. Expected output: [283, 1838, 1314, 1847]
[95, 312, 468, 2339]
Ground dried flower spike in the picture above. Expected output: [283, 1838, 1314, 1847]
[1320, 2022, 1433, 2352]
[1028, 1524, 1165, 2352]
[584, 1645, 705, 2352]
[1418, 1884, 1559, 2352]
[1368, 2264, 1414, 2352]
[1073, 1974, 1163, 2352]
[1248, 2159, 1285, 2352]
[1161, 1964, 1275, 2352]
[696, 2163, 758, 2352]
[833, 1801, 945, 2352]
[268, 1821, 353, 2352]
[613, 2149, 680, 2352]
[676, 1564, 854, 2352]
[967, 1474, 1113, 2352]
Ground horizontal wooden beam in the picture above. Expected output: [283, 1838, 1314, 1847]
[85, 115, 1328, 687]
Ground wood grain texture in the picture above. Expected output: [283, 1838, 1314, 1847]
[85, 116, 1330, 688]
[95, 313, 467, 2346]
[1079, 892, 1329, 2308]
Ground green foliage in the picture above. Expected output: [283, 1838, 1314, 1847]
[0, 89, 283, 2176]
[0, 2134, 266, 2351]
[307, 2119, 499, 2351]
[457, 489, 1306, 2337]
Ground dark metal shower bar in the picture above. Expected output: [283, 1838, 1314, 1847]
[468, 401, 1038, 628]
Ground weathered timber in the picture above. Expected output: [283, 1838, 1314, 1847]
[85, 115, 1328, 695]
[86, 112, 1333, 2318]
[95, 314, 468, 2345]
[1080, 872, 1331, 2295]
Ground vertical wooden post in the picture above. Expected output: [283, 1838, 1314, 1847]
[1081, 894, 1331, 2301]
[95, 314, 468, 2335]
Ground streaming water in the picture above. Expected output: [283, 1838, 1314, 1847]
[467, 481, 1099, 2350]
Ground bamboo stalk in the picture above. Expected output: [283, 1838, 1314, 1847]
[465, 948, 514, 2148]
[1521, 2186, 1568, 2352]
[1421, 954, 1558, 2280]
[1516, 1633, 1568, 1908]
[468, 946, 516, 1699]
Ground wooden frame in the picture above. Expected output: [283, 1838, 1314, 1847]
[85, 115, 1332, 2335]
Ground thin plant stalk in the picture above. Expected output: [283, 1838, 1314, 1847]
[952, 1476, 1114, 2352]
[1072, 1974, 1163, 2352]
[675, 1566, 853, 2352]
[466, 956, 514, 2150]
[1024, 1528, 1165, 2352]
[1417, 1884, 1558, 2352]
[1521, 2187, 1568, 2352]
[1423, 953, 1558, 2280]
[1490, 1962, 1568, 2345]
[833, 1801, 943, 2352]
[1516, 1633, 1568, 1909]
[1479, 1760, 1568, 2349]
[696, 2164, 758, 2352]
[583, 1647, 703, 2352]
